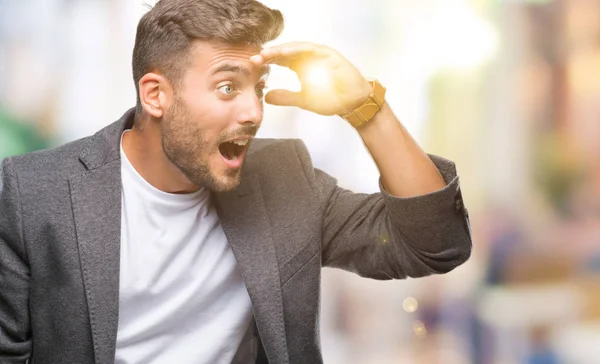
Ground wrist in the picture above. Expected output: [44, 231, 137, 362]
[355, 101, 396, 139]
[345, 81, 372, 112]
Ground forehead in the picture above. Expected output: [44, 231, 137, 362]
[189, 40, 267, 78]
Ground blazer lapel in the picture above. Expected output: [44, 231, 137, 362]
[69, 160, 122, 364]
[68, 108, 133, 364]
[214, 174, 289, 364]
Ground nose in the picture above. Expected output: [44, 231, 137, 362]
[237, 91, 263, 126]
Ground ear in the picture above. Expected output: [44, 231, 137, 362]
[138, 72, 173, 118]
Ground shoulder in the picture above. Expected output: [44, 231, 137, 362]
[247, 138, 300, 155]
[246, 137, 313, 172]
[244, 137, 320, 191]
[0, 135, 93, 215]
[6, 135, 92, 181]
[5, 109, 131, 182]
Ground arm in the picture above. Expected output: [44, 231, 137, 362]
[294, 140, 471, 279]
[319, 157, 471, 278]
[0, 158, 31, 362]
[325, 94, 473, 277]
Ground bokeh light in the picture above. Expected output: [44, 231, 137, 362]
[402, 297, 419, 313]
[412, 320, 428, 339]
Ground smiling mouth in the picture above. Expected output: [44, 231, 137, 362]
[218, 139, 250, 161]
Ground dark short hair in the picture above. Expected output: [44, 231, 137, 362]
[132, 0, 284, 109]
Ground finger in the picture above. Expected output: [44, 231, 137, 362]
[264, 89, 305, 108]
[250, 54, 286, 67]
[260, 41, 317, 59]
[249, 54, 264, 65]
[259, 42, 330, 66]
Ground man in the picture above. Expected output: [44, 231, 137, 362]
[0, 0, 472, 363]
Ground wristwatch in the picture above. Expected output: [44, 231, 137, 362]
[340, 79, 386, 128]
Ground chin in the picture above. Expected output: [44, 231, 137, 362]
[175, 154, 244, 192]
[202, 153, 246, 192]
[203, 167, 242, 192]
[211, 176, 241, 192]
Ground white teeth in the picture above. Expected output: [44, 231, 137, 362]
[231, 155, 238, 161]
[232, 140, 249, 146]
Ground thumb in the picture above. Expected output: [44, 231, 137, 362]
[265, 89, 305, 108]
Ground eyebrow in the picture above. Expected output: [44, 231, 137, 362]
[211, 63, 270, 78]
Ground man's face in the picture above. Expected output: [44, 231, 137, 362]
[161, 41, 269, 192]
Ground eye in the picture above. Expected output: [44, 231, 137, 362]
[218, 84, 236, 95]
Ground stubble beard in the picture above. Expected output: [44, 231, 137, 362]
[160, 96, 242, 192]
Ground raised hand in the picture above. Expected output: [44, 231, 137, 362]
[250, 42, 372, 116]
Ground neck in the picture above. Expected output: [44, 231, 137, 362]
[122, 117, 200, 194]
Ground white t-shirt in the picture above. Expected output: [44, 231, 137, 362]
[115, 131, 253, 364]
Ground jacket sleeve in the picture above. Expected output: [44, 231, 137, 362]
[293, 139, 472, 280]
[0, 158, 31, 362]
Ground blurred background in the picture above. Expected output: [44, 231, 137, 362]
[1, 0, 599, 362]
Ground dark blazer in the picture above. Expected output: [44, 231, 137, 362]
[0, 108, 472, 364]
